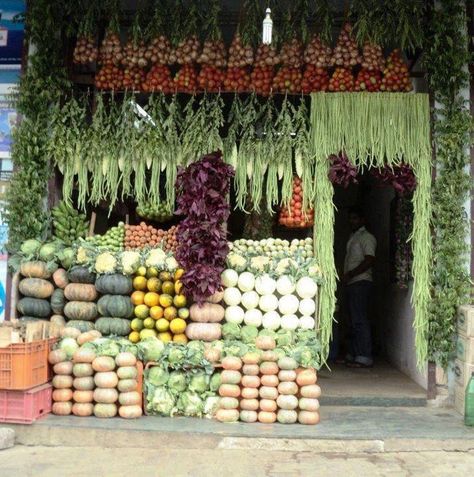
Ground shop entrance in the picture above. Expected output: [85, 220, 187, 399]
[319, 172, 427, 404]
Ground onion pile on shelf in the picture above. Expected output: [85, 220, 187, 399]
[224, 34, 253, 92]
[255, 44, 279, 67]
[279, 38, 303, 69]
[197, 39, 226, 92]
[250, 67, 274, 95]
[304, 35, 332, 68]
[355, 69, 382, 92]
[95, 65, 124, 91]
[174, 64, 198, 93]
[380, 50, 413, 92]
[142, 65, 173, 93]
[98, 31, 123, 66]
[331, 23, 361, 68]
[273, 38, 303, 93]
[122, 67, 146, 91]
[145, 35, 171, 65]
[278, 177, 314, 228]
[73, 35, 98, 64]
[329, 68, 354, 92]
[302, 65, 329, 93]
[121, 39, 148, 69]
[361, 43, 385, 71]
[170, 36, 201, 65]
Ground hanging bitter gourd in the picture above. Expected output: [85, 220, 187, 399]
[52, 201, 89, 246]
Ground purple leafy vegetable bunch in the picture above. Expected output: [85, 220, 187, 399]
[328, 152, 359, 188]
[371, 163, 416, 196]
[175, 151, 234, 303]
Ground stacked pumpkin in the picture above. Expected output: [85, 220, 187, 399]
[95, 274, 134, 337]
[63, 266, 98, 332]
[16, 261, 55, 321]
[186, 290, 225, 342]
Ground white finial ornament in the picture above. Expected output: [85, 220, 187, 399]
[262, 7, 273, 45]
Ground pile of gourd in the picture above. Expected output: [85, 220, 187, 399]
[63, 266, 98, 332]
[49, 328, 142, 419]
[186, 290, 225, 342]
[95, 274, 134, 337]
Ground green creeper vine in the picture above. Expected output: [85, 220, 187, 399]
[425, 1, 472, 368]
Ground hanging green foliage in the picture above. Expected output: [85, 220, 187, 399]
[425, 1, 472, 368]
[310, 92, 432, 365]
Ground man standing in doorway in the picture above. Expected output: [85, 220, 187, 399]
[343, 207, 376, 368]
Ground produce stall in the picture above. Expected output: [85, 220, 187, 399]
[2, 0, 449, 426]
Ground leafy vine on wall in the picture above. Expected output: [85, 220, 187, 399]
[425, 0, 472, 367]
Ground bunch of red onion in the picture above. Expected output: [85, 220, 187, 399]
[328, 153, 358, 188]
[380, 50, 413, 92]
[142, 65, 173, 93]
[122, 67, 146, 91]
[94, 65, 124, 90]
[227, 34, 253, 68]
[355, 69, 382, 92]
[169, 36, 201, 65]
[224, 67, 251, 92]
[304, 35, 332, 68]
[73, 35, 98, 64]
[329, 68, 354, 92]
[98, 31, 123, 66]
[371, 164, 416, 196]
[272, 67, 302, 94]
[255, 44, 279, 67]
[198, 39, 227, 68]
[121, 39, 148, 68]
[250, 67, 274, 95]
[198, 65, 225, 92]
[174, 64, 198, 93]
[279, 38, 303, 68]
[361, 43, 384, 71]
[145, 35, 171, 65]
[331, 23, 361, 68]
[302, 65, 329, 93]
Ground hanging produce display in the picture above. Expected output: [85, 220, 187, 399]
[72, 7, 98, 65]
[380, 50, 413, 92]
[328, 153, 359, 188]
[278, 177, 314, 228]
[331, 22, 361, 68]
[52, 201, 89, 246]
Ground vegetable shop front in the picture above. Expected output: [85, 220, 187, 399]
[1, 1, 471, 427]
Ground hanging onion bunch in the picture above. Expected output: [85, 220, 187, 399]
[169, 36, 200, 65]
[73, 31, 98, 65]
[361, 42, 384, 71]
[302, 65, 329, 93]
[121, 11, 148, 69]
[99, 13, 123, 67]
[174, 64, 198, 94]
[279, 37, 303, 69]
[331, 23, 361, 68]
[145, 0, 171, 65]
[143, 65, 173, 93]
[304, 35, 332, 68]
[329, 68, 354, 92]
[95, 65, 124, 91]
[380, 50, 412, 92]
[255, 44, 279, 67]
[122, 67, 146, 91]
[228, 34, 253, 68]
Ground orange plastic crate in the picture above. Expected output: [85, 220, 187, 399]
[0, 383, 52, 424]
[0, 338, 56, 390]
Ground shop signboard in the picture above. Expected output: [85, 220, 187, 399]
[0, 1, 25, 66]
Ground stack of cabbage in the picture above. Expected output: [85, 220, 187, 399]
[95, 274, 134, 337]
[222, 239, 320, 339]
[62, 266, 98, 332]
[144, 342, 220, 418]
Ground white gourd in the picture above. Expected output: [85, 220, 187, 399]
[244, 309, 263, 327]
[276, 275, 296, 295]
[299, 316, 315, 330]
[278, 295, 299, 315]
[259, 294, 279, 312]
[299, 298, 316, 316]
[262, 311, 281, 330]
[221, 269, 239, 288]
[238, 272, 255, 292]
[241, 291, 259, 310]
[281, 314, 299, 330]
[296, 276, 318, 299]
[225, 305, 245, 324]
[255, 274, 277, 295]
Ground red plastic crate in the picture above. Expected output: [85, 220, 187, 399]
[0, 338, 56, 390]
[0, 383, 52, 424]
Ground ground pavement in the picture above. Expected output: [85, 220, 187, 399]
[0, 446, 473, 476]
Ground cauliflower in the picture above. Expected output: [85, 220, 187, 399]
[226, 253, 247, 273]
[165, 256, 179, 272]
[95, 252, 117, 274]
[76, 246, 89, 265]
[275, 258, 297, 276]
[307, 262, 322, 278]
[121, 251, 141, 275]
[249, 255, 270, 273]
[145, 248, 166, 268]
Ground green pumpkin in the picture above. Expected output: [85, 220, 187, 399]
[64, 301, 98, 321]
[94, 317, 131, 336]
[50, 288, 66, 314]
[66, 320, 95, 332]
[97, 295, 133, 318]
[95, 274, 133, 295]
[17, 297, 51, 318]
[19, 278, 54, 299]
[68, 266, 96, 284]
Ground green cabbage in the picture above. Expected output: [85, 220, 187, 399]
[167, 346, 185, 367]
[148, 366, 169, 386]
[241, 325, 258, 343]
[39, 242, 59, 262]
[151, 387, 176, 416]
[223, 340, 249, 357]
[177, 391, 204, 417]
[188, 372, 210, 394]
[204, 396, 220, 418]
[168, 371, 187, 392]
[20, 239, 42, 257]
[222, 322, 241, 340]
[137, 338, 165, 362]
[58, 247, 75, 269]
[59, 337, 79, 359]
[96, 339, 120, 357]
[210, 372, 221, 392]
[258, 329, 277, 340]
[276, 329, 294, 347]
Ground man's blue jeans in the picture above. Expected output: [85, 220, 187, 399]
[346, 280, 373, 366]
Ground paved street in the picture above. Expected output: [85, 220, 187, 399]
[0, 446, 473, 476]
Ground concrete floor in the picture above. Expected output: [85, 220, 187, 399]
[319, 362, 426, 406]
